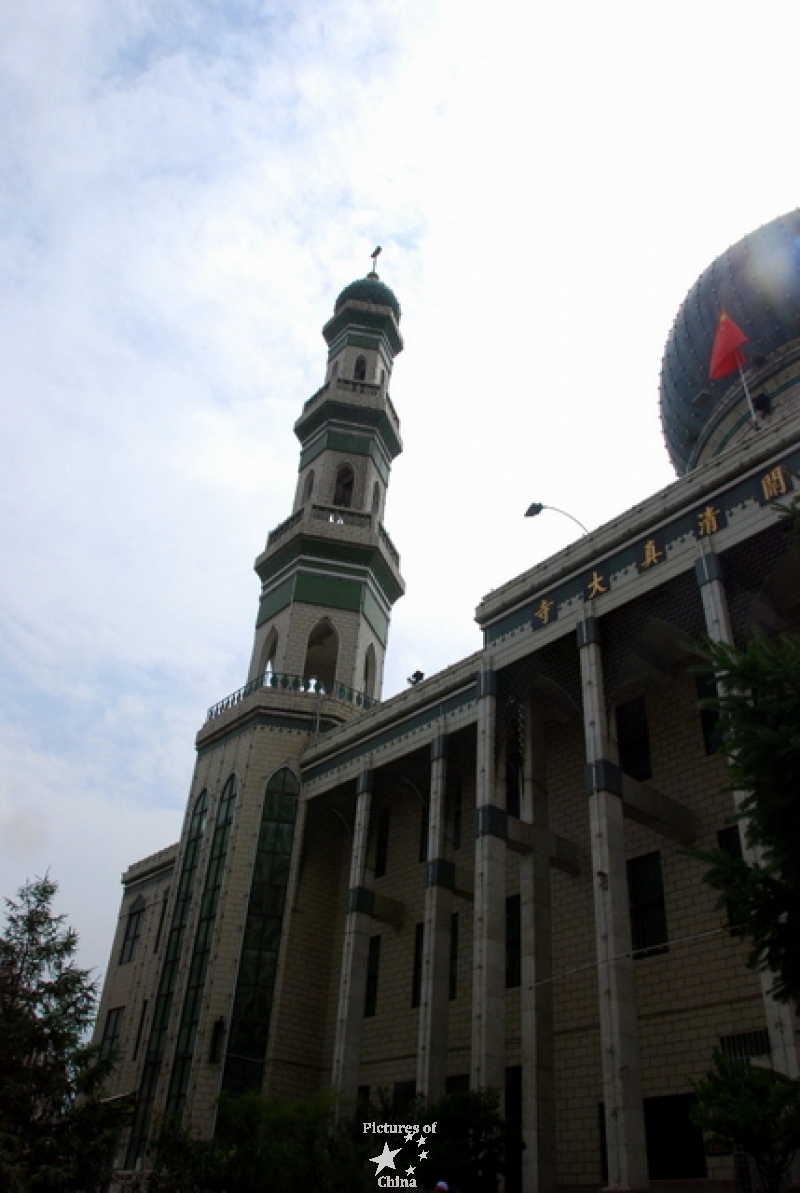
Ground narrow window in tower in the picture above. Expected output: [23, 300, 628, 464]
[331, 359, 339, 378]
[363, 644, 376, 700]
[261, 627, 278, 680]
[418, 802, 429, 863]
[303, 470, 315, 504]
[375, 807, 390, 878]
[627, 851, 668, 957]
[452, 781, 463, 851]
[615, 695, 653, 781]
[119, 896, 145, 965]
[506, 894, 521, 988]
[303, 620, 338, 689]
[371, 481, 381, 516]
[354, 354, 367, 381]
[364, 935, 381, 1017]
[449, 912, 459, 1000]
[411, 923, 424, 1007]
[333, 464, 354, 508]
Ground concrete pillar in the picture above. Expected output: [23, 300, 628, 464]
[695, 548, 800, 1079]
[471, 669, 506, 1093]
[417, 733, 452, 1101]
[577, 616, 648, 1191]
[332, 770, 373, 1101]
[520, 701, 557, 1192]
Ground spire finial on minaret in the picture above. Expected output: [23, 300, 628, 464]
[368, 245, 382, 279]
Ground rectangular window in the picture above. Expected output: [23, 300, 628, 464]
[132, 1000, 148, 1060]
[375, 809, 390, 878]
[627, 852, 668, 957]
[717, 826, 744, 933]
[506, 894, 521, 988]
[616, 696, 652, 781]
[411, 923, 424, 1008]
[357, 1084, 371, 1104]
[119, 905, 144, 965]
[452, 784, 463, 851]
[100, 1006, 124, 1058]
[364, 935, 381, 1017]
[720, 1029, 770, 1061]
[153, 888, 169, 953]
[697, 673, 723, 754]
[449, 912, 459, 1001]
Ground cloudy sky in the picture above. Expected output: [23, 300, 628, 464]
[2, 0, 800, 980]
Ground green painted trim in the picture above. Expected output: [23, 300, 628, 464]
[322, 307, 403, 356]
[298, 431, 390, 483]
[197, 711, 341, 757]
[298, 437, 327, 470]
[257, 535, 404, 606]
[362, 586, 389, 645]
[295, 400, 401, 460]
[295, 572, 362, 611]
[256, 577, 294, 626]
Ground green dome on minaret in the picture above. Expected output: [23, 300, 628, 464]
[334, 272, 401, 322]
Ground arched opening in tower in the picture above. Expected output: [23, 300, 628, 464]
[333, 465, 354, 509]
[303, 619, 339, 689]
[363, 643, 376, 699]
[354, 354, 367, 381]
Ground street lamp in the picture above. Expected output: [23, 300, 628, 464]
[524, 502, 589, 535]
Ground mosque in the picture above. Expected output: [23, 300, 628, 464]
[95, 210, 800, 1191]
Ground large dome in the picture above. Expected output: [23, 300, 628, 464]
[660, 209, 800, 474]
[334, 274, 401, 321]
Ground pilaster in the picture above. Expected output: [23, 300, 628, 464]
[417, 733, 451, 1101]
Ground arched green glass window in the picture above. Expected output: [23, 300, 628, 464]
[222, 767, 299, 1096]
[166, 775, 238, 1121]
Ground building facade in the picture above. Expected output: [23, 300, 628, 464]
[95, 213, 800, 1191]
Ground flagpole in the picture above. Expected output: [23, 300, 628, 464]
[738, 362, 759, 427]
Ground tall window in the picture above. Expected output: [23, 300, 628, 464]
[364, 936, 381, 1017]
[119, 896, 145, 964]
[449, 912, 459, 1000]
[166, 776, 238, 1120]
[363, 644, 376, 700]
[354, 355, 367, 381]
[506, 894, 521, 988]
[411, 923, 424, 1008]
[375, 808, 390, 878]
[222, 768, 299, 1096]
[627, 851, 668, 957]
[452, 782, 463, 851]
[616, 696, 652, 781]
[333, 464, 355, 508]
[303, 619, 338, 688]
[100, 1006, 124, 1058]
[303, 470, 315, 504]
[696, 673, 722, 754]
[418, 803, 429, 863]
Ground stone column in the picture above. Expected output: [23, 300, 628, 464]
[417, 733, 452, 1101]
[332, 769, 373, 1101]
[577, 616, 648, 1191]
[695, 549, 800, 1079]
[520, 701, 557, 1192]
[471, 669, 506, 1093]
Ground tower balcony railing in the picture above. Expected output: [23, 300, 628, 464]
[265, 504, 401, 569]
[206, 671, 379, 721]
[298, 378, 400, 431]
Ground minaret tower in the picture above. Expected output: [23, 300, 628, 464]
[246, 266, 405, 709]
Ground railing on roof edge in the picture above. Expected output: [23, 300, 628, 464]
[206, 671, 379, 722]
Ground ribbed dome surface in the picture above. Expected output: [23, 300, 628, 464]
[660, 210, 800, 474]
[334, 275, 401, 321]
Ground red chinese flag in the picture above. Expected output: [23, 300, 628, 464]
[709, 311, 748, 380]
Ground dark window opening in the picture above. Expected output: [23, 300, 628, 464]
[616, 695, 652, 781]
[333, 464, 355, 508]
[357, 1084, 371, 1104]
[600, 1095, 707, 1181]
[208, 1017, 225, 1064]
[303, 620, 338, 689]
[100, 1006, 124, 1058]
[303, 470, 315, 504]
[449, 912, 459, 1001]
[354, 355, 367, 381]
[717, 825, 745, 933]
[506, 894, 521, 988]
[375, 808, 390, 878]
[364, 935, 381, 1017]
[393, 1080, 416, 1114]
[445, 1073, 469, 1095]
[720, 1029, 770, 1061]
[119, 897, 145, 965]
[411, 923, 424, 1008]
[627, 851, 668, 957]
[697, 673, 723, 754]
[153, 889, 169, 954]
[452, 782, 463, 851]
